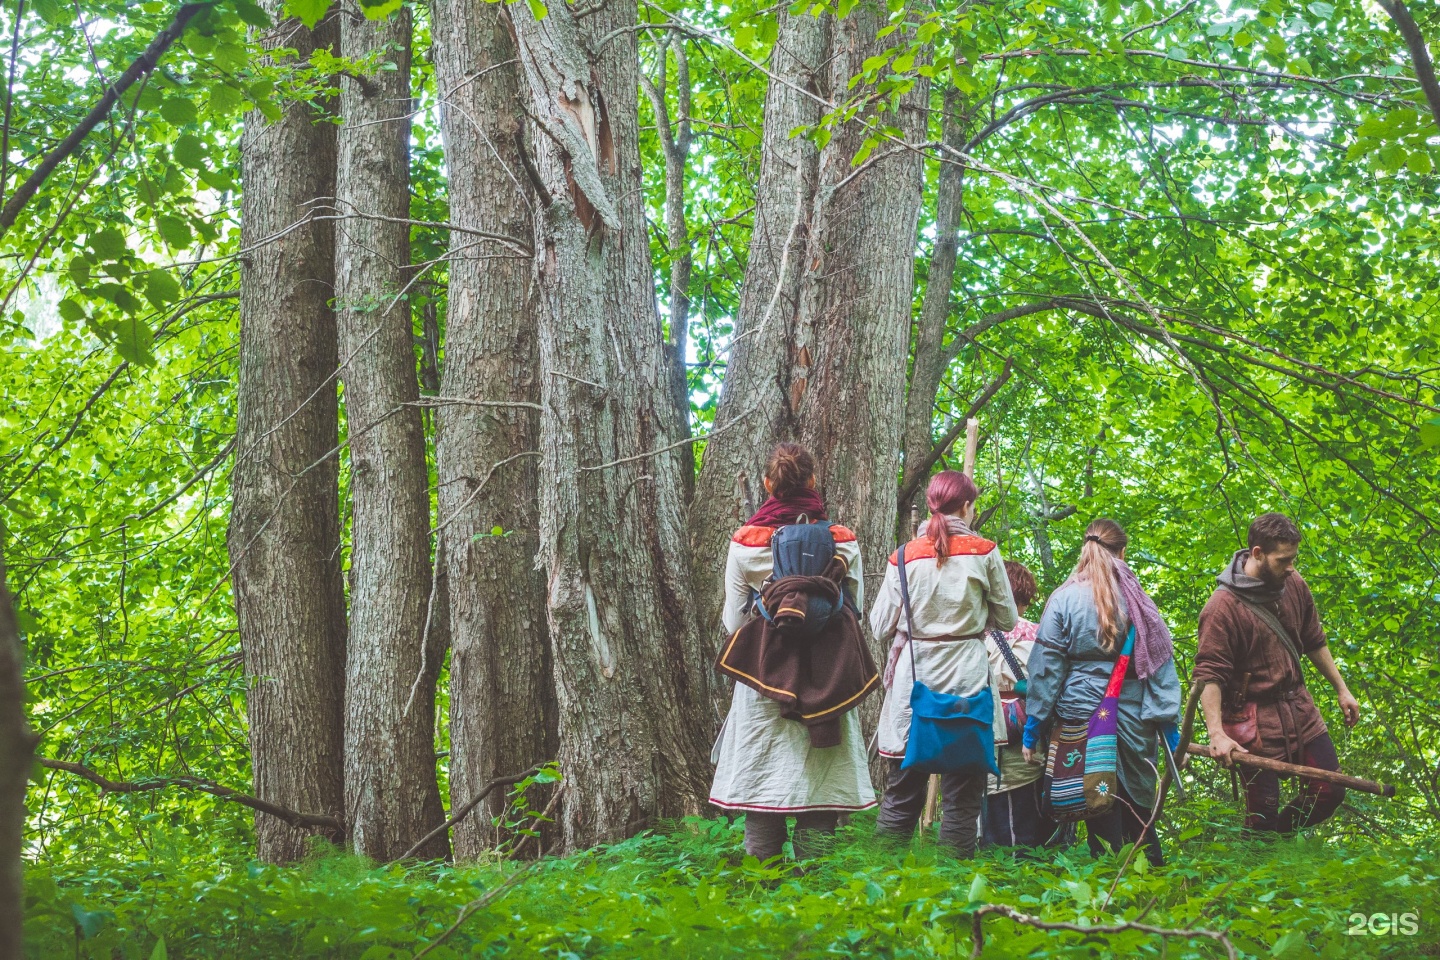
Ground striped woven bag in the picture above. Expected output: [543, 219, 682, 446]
[1043, 624, 1136, 823]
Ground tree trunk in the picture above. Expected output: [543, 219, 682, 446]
[0, 550, 37, 960]
[687, 9, 829, 657]
[507, 0, 713, 851]
[429, 0, 557, 859]
[229, 4, 347, 864]
[900, 90, 966, 528]
[334, 4, 446, 862]
[794, 4, 929, 589]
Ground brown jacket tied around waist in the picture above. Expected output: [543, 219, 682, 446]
[716, 557, 880, 748]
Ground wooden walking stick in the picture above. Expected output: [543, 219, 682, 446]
[920, 419, 982, 835]
[1183, 744, 1397, 798]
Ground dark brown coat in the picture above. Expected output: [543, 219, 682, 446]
[1194, 573, 1329, 762]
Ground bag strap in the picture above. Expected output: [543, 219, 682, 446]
[1221, 585, 1303, 671]
[897, 542, 918, 682]
[990, 627, 1026, 682]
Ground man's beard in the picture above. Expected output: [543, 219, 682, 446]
[1259, 563, 1292, 587]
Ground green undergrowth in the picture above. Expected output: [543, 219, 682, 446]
[23, 806, 1440, 959]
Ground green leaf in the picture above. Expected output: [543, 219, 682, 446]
[892, 52, 915, 73]
[1264, 33, 1286, 60]
[967, 873, 988, 902]
[155, 214, 194, 249]
[70, 903, 110, 939]
[159, 98, 198, 125]
[233, 0, 271, 26]
[1419, 417, 1440, 448]
[150, 937, 168, 960]
[286, 0, 333, 28]
[525, 0, 548, 20]
[90, 228, 127, 261]
[1406, 151, 1433, 175]
[173, 134, 207, 170]
[57, 298, 87, 323]
[208, 82, 243, 115]
[144, 270, 182, 308]
[113, 315, 156, 366]
[33, 0, 67, 25]
[1307, 1, 1334, 18]
[359, 0, 403, 17]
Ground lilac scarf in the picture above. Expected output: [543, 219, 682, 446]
[1111, 556, 1174, 680]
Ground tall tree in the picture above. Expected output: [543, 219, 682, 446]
[507, 0, 713, 850]
[0, 548, 36, 960]
[430, 0, 556, 858]
[333, 3, 446, 861]
[687, 9, 829, 650]
[228, 3, 347, 864]
[793, 4, 929, 585]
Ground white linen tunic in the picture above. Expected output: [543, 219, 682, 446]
[870, 532, 1018, 760]
[708, 523, 877, 813]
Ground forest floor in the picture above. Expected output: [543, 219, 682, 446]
[22, 802, 1440, 959]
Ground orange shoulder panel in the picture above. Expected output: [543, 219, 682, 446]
[731, 525, 775, 548]
[828, 524, 857, 543]
[888, 535, 996, 564]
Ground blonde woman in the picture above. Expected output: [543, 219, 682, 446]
[1023, 519, 1181, 866]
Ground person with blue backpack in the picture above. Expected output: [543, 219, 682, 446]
[870, 470, 1019, 856]
[1021, 518, 1182, 867]
[709, 443, 877, 863]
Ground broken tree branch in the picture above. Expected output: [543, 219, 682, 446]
[37, 757, 344, 835]
[898, 359, 1013, 510]
[393, 765, 543, 863]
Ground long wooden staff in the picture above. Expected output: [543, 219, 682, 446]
[920, 418, 981, 834]
[1183, 743, 1396, 797]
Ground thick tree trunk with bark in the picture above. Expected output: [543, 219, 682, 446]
[508, 0, 713, 851]
[430, 0, 556, 859]
[794, 5, 929, 588]
[900, 91, 967, 527]
[688, 10, 829, 652]
[0, 551, 37, 960]
[229, 5, 347, 864]
[334, 5, 446, 862]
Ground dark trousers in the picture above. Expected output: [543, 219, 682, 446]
[875, 760, 986, 856]
[1242, 732, 1345, 833]
[982, 778, 1057, 849]
[1084, 779, 1164, 867]
[743, 810, 839, 862]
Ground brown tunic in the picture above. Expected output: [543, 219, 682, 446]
[1194, 572, 1329, 763]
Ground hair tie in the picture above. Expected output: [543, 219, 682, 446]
[1084, 534, 1103, 544]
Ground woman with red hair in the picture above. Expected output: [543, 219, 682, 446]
[870, 470, 1019, 856]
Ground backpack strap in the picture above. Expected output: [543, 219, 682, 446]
[990, 628, 1026, 682]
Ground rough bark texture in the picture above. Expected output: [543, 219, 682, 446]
[230, 4, 346, 865]
[688, 10, 829, 657]
[793, 5, 929, 591]
[0, 550, 36, 960]
[334, 5, 446, 862]
[901, 91, 966, 527]
[508, 0, 713, 851]
[430, 0, 557, 859]
[641, 35, 695, 494]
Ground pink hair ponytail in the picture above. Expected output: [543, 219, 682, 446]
[925, 470, 978, 566]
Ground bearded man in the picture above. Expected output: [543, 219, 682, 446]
[1193, 513, 1361, 832]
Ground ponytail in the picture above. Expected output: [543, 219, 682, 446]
[1072, 518, 1129, 652]
[924, 470, 978, 566]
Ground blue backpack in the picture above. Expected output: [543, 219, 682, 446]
[753, 522, 848, 638]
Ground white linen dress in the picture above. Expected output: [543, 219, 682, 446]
[708, 523, 877, 813]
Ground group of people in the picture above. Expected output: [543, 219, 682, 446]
[708, 443, 1360, 865]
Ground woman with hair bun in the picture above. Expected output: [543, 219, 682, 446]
[870, 470, 1019, 856]
[1022, 518, 1182, 867]
[709, 443, 875, 863]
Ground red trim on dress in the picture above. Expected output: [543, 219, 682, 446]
[708, 798, 880, 813]
[829, 524, 857, 543]
[888, 535, 996, 565]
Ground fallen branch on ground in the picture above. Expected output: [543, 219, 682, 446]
[969, 902, 1238, 960]
[37, 758, 343, 835]
[391, 764, 544, 863]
